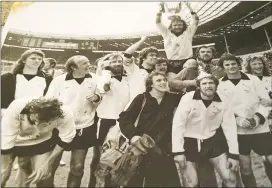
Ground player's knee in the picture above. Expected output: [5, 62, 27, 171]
[70, 162, 84, 177]
[222, 172, 236, 187]
[183, 175, 198, 187]
[240, 166, 253, 175]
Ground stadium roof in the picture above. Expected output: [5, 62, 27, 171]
[7, 1, 241, 39]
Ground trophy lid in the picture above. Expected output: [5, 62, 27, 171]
[168, 15, 182, 21]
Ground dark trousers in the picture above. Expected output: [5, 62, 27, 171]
[98, 119, 116, 145]
[125, 153, 181, 187]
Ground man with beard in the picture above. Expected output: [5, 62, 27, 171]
[46, 55, 102, 187]
[96, 53, 130, 148]
[172, 73, 239, 187]
[169, 46, 225, 93]
[156, 2, 199, 84]
[88, 53, 131, 187]
[196, 46, 225, 79]
[217, 53, 272, 188]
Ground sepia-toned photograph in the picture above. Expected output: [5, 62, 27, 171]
[1, 1, 272, 187]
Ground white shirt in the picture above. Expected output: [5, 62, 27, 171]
[122, 62, 149, 105]
[172, 90, 238, 155]
[15, 74, 46, 100]
[96, 76, 130, 119]
[1, 98, 76, 150]
[261, 76, 272, 93]
[156, 17, 198, 60]
[217, 72, 271, 135]
[46, 73, 101, 129]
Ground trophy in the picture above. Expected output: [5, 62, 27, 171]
[159, 2, 194, 20]
[165, 2, 182, 14]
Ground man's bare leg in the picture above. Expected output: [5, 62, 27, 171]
[239, 154, 257, 187]
[209, 153, 237, 187]
[181, 161, 198, 187]
[16, 156, 32, 187]
[197, 160, 218, 187]
[263, 155, 272, 185]
[67, 149, 88, 187]
[1, 154, 16, 187]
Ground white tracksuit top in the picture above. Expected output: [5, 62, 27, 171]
[172, 90, 239, 155]
[46, 73, 101, 129]
[1, 98, 76, 150]
[217, 72, 271, 135]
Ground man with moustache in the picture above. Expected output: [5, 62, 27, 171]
[88, 53, 131, 187]
[196, 46, 225, 79]
[169, 47, 226, 186]
[173, 73, 239, 187]
[168, 46, 225, 92]
[156, 2, 199, 80]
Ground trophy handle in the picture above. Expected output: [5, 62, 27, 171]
[159, 2, 165, 13]
[175, 2, 182, 13]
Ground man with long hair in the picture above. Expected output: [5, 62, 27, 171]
[156, 2, 199, 85]
[1, 97, 76, 187]
[1, 48, 53, 176]
[1, 49, 52, 116]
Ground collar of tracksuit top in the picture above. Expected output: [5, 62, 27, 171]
[221, 71, 250, 81]
[65, 73, 92, 80]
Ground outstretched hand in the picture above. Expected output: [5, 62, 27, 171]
[25, 161, 52, 185]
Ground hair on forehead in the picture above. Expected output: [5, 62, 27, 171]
[12, 48, 45, 75]
[195, 46, 216, 58]
[244, 55, 270, 76]
[146, 71, 167, 92]
[138, 47, 158, 65]
[196, 75, 219, 87]
[218, 53, 241, 68]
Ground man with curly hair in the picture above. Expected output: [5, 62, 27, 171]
[244, 55, 272, 183]
[121, 37, 159, 102]
[1, 97, 76, 187]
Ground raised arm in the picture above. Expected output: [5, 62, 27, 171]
[156, 2, 168, 38]
[123, 37, 147, 74]
[125, 36, 147, 55]
[184, 2, 199, 36]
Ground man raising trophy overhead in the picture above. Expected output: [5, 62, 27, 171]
[156, 2, 199, 80]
